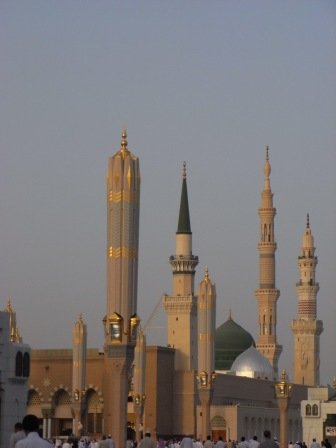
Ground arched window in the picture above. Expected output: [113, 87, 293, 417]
[15, 351, 23, 377]
[23, 352, 30, 377]
[312, 404, 318, 416]
[305, 404, 311, 416]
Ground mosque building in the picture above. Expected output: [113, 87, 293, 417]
[1, 130, 332, 446]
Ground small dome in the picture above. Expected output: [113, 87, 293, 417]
[215, 315, 255, 371]
[231, 345, 275, 380]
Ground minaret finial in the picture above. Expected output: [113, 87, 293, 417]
[5, 298, 13, 313]
[264, 145, 271, 180]
[121, 128, 128, 149]
[281, 368, 288, 382]
[306, 213, 310, 229]
[204, 265, 209, 281]
[177, 161, 191, 234]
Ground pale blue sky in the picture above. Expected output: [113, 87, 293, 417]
[1, 1, 335, 384]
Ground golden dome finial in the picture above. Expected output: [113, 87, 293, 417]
[5, 298, 13, 313]
[281, 369, 288, 382]
[121, 128, 128, 149]
[204, 265, 209, 281]
[306, 213, 310, 229]
[182, 161, 187, 180]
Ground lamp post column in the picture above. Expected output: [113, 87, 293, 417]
[275, 370, 292, 448]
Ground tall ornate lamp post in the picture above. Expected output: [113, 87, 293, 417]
[275, 369, 292, 448]
[197, 371, 216, 439]
[133, 327, 146, 444]
[197, 267, 216, 440]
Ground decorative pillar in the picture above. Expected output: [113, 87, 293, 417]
[133, 326, 146, 443]
[197, 267, 216, 440]
[103, 130, 141, 448]
[275, 369, 292, 448]
[72, 314, 87, 437]
[47, 418, 51, 439]
[43, 418, 47, 439]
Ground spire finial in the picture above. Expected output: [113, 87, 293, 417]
[204, 265, 209, 281]
[306, 213, 310, 229]
[281, 369, 288, 382]
[5, 298, 13, 313]
[182, 161, 186, 180]
[228, 307, 232, 320]
[121, 128, 128, 149]
[264, 145, 271, 180]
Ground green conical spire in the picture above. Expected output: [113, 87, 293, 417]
[177, 162, 191, 234]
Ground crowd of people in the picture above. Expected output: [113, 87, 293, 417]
[9, 417, 336, 448]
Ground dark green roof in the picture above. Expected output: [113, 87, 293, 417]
[215, 317, 255, 371]
[177, 177, 191, 234]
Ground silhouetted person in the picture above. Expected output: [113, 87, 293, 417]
[259, 431, 279, 448]
[16, 414, 52, 447]
[9, 422, 25, 448]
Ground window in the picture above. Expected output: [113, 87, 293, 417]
[312, 404, 318, 416]
[15, 351, 23, 377]
[23, 352, 30, 377]
[305, 404, 311, 416]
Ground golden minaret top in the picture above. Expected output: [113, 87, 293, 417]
[203, 265, 209, 283]
[118, 128, 131, 159]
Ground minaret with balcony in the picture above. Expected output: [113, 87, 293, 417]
[255, 146, 282, 375]
[291, 215, 323, 386]
[162, 162, 198, 436]
[163, 162, 198, 371]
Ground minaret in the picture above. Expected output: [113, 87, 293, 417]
[255, 146, 282, 375]
[163, 162, 198, 371]
[72, 314, 87, 437]
[103, 129, 141, 447]
[291, 215, 323, 386]
[197, 266, 216, 440]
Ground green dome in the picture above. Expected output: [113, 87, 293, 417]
[215, 315, 255, 371]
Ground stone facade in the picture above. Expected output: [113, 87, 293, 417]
[0, 309, 30, 448]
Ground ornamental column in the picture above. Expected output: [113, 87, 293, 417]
[197, 267, 216, 440]
[275, 369, 292, 448]
[72, 314, 87, 437]
[103, 129, 141, 447]
[133, 326, 146, 443]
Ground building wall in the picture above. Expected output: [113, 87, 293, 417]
[0, 312, 30, 448]
[301, 386, 336, 445]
